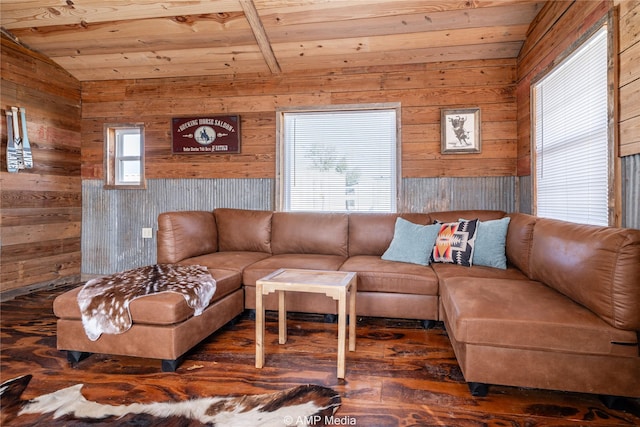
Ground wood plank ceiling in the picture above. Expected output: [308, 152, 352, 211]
[1, 0, 545, 82]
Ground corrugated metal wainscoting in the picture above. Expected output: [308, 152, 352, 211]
[517, 175, 532, 215]
[82, 179, 274, 276]
[81, 176, 518, 276]
[622, 154, 640, 229]
[401, 177, 516, 213]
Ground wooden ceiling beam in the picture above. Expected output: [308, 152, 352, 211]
[240, 0, 281, 74]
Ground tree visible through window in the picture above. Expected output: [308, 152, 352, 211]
[277, 104, 400, 212]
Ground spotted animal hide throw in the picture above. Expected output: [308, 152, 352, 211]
[78, 264, 216, 341]
[1, 375, 341, 427]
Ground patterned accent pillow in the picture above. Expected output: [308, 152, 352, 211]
[431, 219, 479, 267]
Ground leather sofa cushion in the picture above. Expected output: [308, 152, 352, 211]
[214, 208, 272, 253]
[340, 255, 438, 295]
[242, 254, 348, 286]
[355, 291, 438, 320]
[54, 268, 242, 325]
[505, 213, 537, 277]
[271, 212, 348, 256]
[431, 263, 528, 282]
[440, 277, 639, 357]
[428, 210, 506, 223]
[530, 218, 640, 330]
[347, 213, 431, 256]
[157, 211, 217, 263]
[178, 251, 271, 273]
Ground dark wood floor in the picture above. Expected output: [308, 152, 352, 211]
[1, 283, 639, 426]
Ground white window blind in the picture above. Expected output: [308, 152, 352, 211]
[534, 26, 609, 226]
[282, 108, 398, 212]
[116, 128, 142, 185]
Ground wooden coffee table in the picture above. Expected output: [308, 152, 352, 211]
[255, 268, 357, 379]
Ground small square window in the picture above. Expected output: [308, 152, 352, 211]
[105, 124, 145, 189]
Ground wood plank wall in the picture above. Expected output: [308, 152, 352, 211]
[0, 35, 82, 293]
[516, 0, 610, 176]
[617, 0, 640, 156]
[81, 59, 518, 181]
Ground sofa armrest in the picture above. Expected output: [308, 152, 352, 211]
[529, 217, 640, 330]
[157, 211, 218, 263]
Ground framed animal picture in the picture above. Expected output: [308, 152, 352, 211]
[441, 107, 481, 154]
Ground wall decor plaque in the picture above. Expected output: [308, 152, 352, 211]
[172, 115, 240, 154]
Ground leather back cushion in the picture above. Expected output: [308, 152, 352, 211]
[429, 210, 506, 223]
[214, 208, 272, 253]
[530, 218, 640, 330]
[271, 212, 348, 256]
[157, 211, 217, 263]
[505, 213, 537, 277]
[348, 213, 431, 256]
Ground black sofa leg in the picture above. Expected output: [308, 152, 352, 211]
[162, 357, 183, 372]
[422, 320, 436, 329]
[599, 395, 624, 410]
[324, 314, 337, 323]
[67, 351, 91, 367]
[468, 382, 489, 397]
[228, 313, 242, 327]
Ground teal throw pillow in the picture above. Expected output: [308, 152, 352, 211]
[382, 218, 440, 266]
[461, 217, 511, 269]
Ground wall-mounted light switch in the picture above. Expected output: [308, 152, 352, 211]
[142, 228, 153, 239]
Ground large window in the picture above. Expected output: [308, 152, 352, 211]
[104, 123, 145, 189]
[277, 104, 400, 212]
[533, 25, 613, 226]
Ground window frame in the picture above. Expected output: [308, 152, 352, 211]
[104, 123, 146, 190]
[530, 14, 619, 226]
[275, 103, 402, 212]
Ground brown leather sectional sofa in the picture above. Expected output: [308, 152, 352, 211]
[55, 207, 640, 400]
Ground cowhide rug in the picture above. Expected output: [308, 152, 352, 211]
[1, 375, 341, 426]
[78, 263, 216, 341]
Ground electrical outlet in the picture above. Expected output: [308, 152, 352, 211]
[142, 228, 153, 239]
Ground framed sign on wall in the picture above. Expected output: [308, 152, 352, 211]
[171, 115, 240, 154]
[441, 107, 481, 154]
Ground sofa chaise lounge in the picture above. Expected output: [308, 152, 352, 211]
[53, 208, 640, 400]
